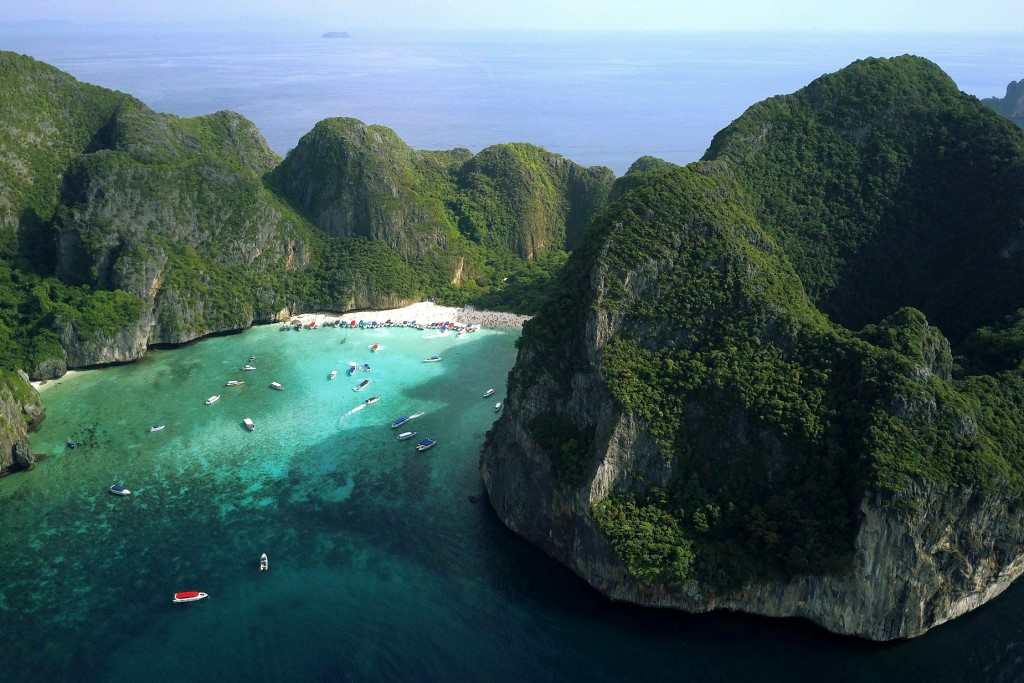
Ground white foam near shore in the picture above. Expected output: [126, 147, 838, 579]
[291, 302, 531, 330]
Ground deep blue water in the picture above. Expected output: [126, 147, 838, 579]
[0, 30, 1021, 173]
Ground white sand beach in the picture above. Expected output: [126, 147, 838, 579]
[292, 302, 531, 330]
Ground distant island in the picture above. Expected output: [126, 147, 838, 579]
[322, 32, 351, 39]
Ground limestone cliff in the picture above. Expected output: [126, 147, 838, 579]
[482, 57, 1024, 641]
[0, 371, 44, 476]
[983, 78, 1024, 128]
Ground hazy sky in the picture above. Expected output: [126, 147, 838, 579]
[2, 0, 1022, 33]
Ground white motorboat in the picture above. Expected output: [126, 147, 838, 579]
[482, 388, 495, 398]
[259, 553, 269, 572]
[109, 482, 131, 496]
[423, 355, 442, 363]
[269, 382, 284, 391]
[397, 431, 417, 441]
[150, 425, 166, 432]
[364, 395, 381, 406]
[205, 395, 221, 405]
[353, 379, 370, 392]
[242, 364, 256, 371]
[225, 380, 245, 387]
[243, 418, 255, 431]
[328, 369, 338, 380]
[494, 402, 502, 412]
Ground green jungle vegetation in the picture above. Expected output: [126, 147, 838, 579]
[511, 56, 1024, 589]
[0, 51, 611, 380]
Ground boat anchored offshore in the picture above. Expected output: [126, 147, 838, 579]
[242, 364, 256, 371]
[243, 418, 255, 431]
[369, 342, 381, 352]
[269, 381, 284, 391]
[329, 369, 338, 380]
[423, 355, 442, 363]
[353, 379, 370, 392]
[109, 482, 131, 496]
[225, 380, 245, 387]
[482, 388, 495, 398]
[206, 395, 221, 405]
[172, 591, 208, 604]
[494, 402, 502, 412]
[364, 395, 381, 406]
[259, 553, 269, 572]
[391, 415, 410, 429]
[415, 438, 437, 452]
[150, 425, 166, 432]
[397, 431, 417, 441]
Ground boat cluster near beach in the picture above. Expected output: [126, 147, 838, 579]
[281, 317, 482, 335]
[82, 309, 508, 605]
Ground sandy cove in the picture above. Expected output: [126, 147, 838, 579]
[290, 302, 531, 330]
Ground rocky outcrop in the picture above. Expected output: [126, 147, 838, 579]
[0, 371, 44, 476]
[983, 79, 1024, 128]
[483, 57, 1024, 642]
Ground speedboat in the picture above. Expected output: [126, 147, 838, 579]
[269, 381, 284, 391]
[328, 369, 338, 380]
[346, 363, 357, 377]
[397, 431, 417, 441]
[423, 355, 442, 363]
[364, 395, 380, 406]
[242, 364, 256, 371]
[391, 416, 410, 429]
[369, 342, 380, 352]
[494, 402, 502, 412]
[353, 379, 370, 392]
[408, 411, 425, 420]
[109, 482, 131, 496]
[415, 438, 437, 452]
[225, 380, 245, 387]
[362, 363, 371, 372]
[172, 591, 208, 604]
[243, 418, 255, 431]
[150, 425, 166, 432]
[259, 553, 269, 572]
[482, 388, 496, 398]
[248, 355, 256, 362]
[206, 395, 221, 405]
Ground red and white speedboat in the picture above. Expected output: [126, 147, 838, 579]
[172, 591, 208, 604]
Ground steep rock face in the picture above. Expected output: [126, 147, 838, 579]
[271, 119, 614, 261]
[269, 117, 468, 257]
[983, 79, 1024, 128]
[0, 371, 44, 476]
[483, 57, 1024, 641]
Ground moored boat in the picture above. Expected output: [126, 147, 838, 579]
[259, 553, 269, 572]
[243, 418, 255, 431]
[353, 379, 370, 392]
[242, 364, 256, 371]
[423, 355, 442, 363]
[415, 437, 437, 452]
[206, 395, 221, 405]
[269, 381, 284, 391]
[482, 388, 495, 398]
[494, 402, 502, 412]
[109, 482, 131, 496]
[150, 425, 166, 432]
[225, 380, 245, 387]
[369, 342, 381, 352]
[391, 415, 410, 429]
[397, 431, 417, 441]
[364, 395, 381, 406]
[328, 369, 338, 380]
[172, 591, 208, 604]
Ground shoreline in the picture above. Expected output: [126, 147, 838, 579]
[289, 302, 531, 330]
[29, 302, 528, 390]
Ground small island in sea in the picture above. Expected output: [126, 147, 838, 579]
[322, 31, 351, 39]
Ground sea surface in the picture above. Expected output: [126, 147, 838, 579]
[3, 324, 1024, 682]
[0, 30, 1021, 173]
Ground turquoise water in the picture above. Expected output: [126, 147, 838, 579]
[4, 324, 1024, 682]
